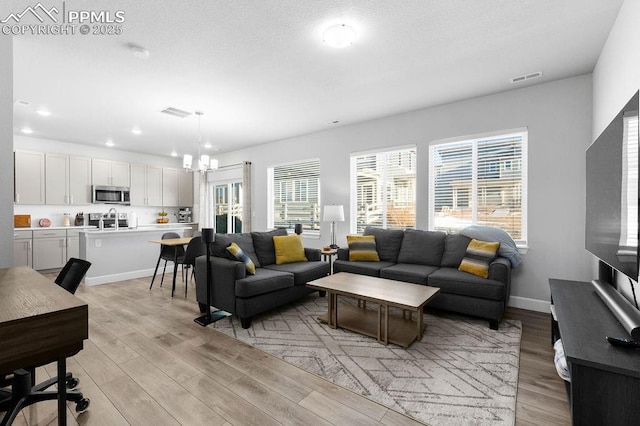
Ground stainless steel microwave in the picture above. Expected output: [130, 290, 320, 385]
[91, 185, 130, 205]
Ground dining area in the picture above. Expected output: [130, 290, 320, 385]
[149, 232, 206, 298]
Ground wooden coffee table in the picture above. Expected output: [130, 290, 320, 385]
[307, 272, 440, 347]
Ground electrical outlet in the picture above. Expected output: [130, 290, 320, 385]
[95, 239, 101, 248]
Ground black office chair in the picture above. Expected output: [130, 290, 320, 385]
[0, 258, 91, 424]
[177, 236, 206, 297]
[150, 232, 185, 290]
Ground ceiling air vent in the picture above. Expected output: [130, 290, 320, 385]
[14, 100, 31, 107]
[160, 107, 192, 118]
[510, 71, 542, 84]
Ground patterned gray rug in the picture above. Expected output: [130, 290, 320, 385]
[211, 294, 521, 425]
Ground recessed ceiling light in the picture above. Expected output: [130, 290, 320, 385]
[131, 128, 142, 135]
[36, 109, 51, 116]
[323, 24, 357, 48]
[105, 140, 114, 147]
[204, 142, 212, 149]
[21, 127, 33, 134]
[170, 151, 177, 157]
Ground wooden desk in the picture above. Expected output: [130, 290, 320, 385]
[0, 266, 88, 425]
[149, 237, 192, 297]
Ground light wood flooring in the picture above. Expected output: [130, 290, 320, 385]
[3, 273, 570, 425]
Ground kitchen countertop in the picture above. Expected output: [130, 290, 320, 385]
[80, 225, 192, 235]
[14, 226, 97, 231]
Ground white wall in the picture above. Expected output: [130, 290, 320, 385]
[0, 36, 13, 267]
[215, 75, 594, 310]
[592, 0, 640, 300]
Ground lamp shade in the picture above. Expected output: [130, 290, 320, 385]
[323, 205, 345, 222]
[183, 154, 193, 169]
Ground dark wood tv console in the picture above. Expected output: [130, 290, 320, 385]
[549, 279, 640, 425]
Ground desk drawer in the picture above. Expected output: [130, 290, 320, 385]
[14, 230, 32, 240]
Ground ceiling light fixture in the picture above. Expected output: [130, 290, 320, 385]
[131, 128, 141, 135]
[20, 127, 33, 134]
[323, 24, 357, 48]
[170, 151, 178, 157]
[183, 111, 218, 173]
[36, 109, 51, 116]
[105, 140, 114, 147]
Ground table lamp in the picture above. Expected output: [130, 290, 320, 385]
[323, 205, 344, 249]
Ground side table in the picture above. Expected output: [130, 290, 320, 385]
[321, 248, 338, 274]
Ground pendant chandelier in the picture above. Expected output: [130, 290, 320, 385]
[183, 111, 218, 172]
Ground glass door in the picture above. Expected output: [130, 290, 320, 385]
[212, 181, 243, 234]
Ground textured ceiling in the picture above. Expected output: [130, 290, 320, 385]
[5, 0, 624, 158]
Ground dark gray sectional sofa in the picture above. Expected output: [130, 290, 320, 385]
[333, 227, 511, 329]
[195, 229, 330, 328]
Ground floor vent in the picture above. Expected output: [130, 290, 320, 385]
[160, 107, 192, 118]
[510, 71, 542, 84]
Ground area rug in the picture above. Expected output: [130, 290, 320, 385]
[211, 294, 521, 425]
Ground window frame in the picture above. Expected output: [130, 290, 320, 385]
[428, 128, 528, 246]
[267, 158, 321, 234]
[349, 145, 417, 234]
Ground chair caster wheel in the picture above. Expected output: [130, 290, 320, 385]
[76, 398, 90, 413]
[66, 377, 79, 389]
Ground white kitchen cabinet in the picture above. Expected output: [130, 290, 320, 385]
[32, 229, 67, 270]
[162, 167, 179, 207]
[163, 167, 193, 207]
[178, 170, 194, 206]
[14, 150, 45, 204]
[45, 154, 92, 205]
[13, 230, 32, 267]
[66, 229, 80, 261]
[131, 164, 162, 206]
[92, 159, 130, 187]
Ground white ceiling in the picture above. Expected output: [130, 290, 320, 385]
[7, 0, 624, 158]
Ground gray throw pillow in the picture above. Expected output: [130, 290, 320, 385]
[440, 234, 472, 267]
[251, 228, 288, 266]
[214, 233, 261, 267]
[363, 227, 404, 263]
[397, 229, 446, 266]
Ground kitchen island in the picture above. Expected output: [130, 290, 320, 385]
[80, 226, 192, 285]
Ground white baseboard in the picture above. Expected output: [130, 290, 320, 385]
[84, 267, 184, 286]
[508, 295, 550, 313]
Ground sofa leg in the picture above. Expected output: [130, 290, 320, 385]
[240, 317, 252, 329]
[318, 290, 326, 298]
[198, 303, 208, 314]
[489, 320, 499, 330]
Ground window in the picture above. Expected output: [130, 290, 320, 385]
[351, 147, 416, 234]
[269, 159, 320, 232]
[429, 130, 527, 243]
[620, 112, 639, 249]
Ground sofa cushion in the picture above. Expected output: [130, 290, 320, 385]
[397, 229, 446, 266]
[226, 242, 256, 275]
[274, 234, 308, 264]
[440, 234, 472, 267]
[427, 267, 506, 301]
[333, 259, 395, 277]
[235, 268, 294, 298]
[458, 239, 500, 278]
[264, 261, 330, 285]
[347, 235, 380, 261]
[380, 263, 439, 285]
[363, 227, 404, 263]
[214, 233, 261, 267]
[251, 228, 288, 266]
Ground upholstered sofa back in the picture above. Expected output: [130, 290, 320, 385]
[211, 229, 289, 267]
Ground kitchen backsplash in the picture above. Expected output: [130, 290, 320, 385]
[13, 205, 184, 228]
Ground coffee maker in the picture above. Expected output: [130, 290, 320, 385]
[177, 208, 192, 223]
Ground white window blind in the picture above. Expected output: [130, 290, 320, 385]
[429, 131, 527, 243]
[620, 112, 639, 248]
[351, 148, 416, 234]
[270, 159, 320, 232]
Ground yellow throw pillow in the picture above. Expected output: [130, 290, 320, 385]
[273, 234, 308, 265]
[226, 242, 256, 274]
[458, 239, 500, 278]
[347, 235, 380, 261]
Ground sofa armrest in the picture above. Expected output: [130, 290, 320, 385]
[305, 248, 321, 261]
[195, 255, 246, 313]
[489, 257, 511, 297]
[337, 248, 349, 261]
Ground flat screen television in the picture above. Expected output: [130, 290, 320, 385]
[586, 91, 639, 282]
